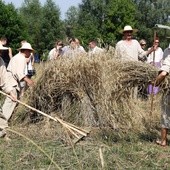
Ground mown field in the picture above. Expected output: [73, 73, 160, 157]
[0, 120, 169, 170]
[1, 54, 170, 169]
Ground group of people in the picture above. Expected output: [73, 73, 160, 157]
[0, 39, 35, 138]
[47, 38, 104, 60]
[0, 36, 105, 139]
[115, 25, 170, 147]
[47, 25, 170, 147]
[0, 25, 170, 146]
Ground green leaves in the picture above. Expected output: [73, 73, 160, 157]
[40, 0, 64, 50]
[0, 2, 28, 53]
[1, 0, 169, 55]
[134, 0, 170, 48]
[64, 0, 137, 47]
[19, 0, 64, 55]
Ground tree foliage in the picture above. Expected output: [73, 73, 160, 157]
[0, 1, 28, 53]
[133, 0, 170, 48]
[64, 6, 79, 38]
[65, 0, 137, 47]
[39, 0, 64, 52]
[0, 0, 170, 55]
[19, 0, 43, 52]
[64, 0, 170, 48]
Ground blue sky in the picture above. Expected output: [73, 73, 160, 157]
[3, 0, 82, 19]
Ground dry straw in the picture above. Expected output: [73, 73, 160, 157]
[15, 53, 170, 133]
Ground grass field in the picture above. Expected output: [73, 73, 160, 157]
[0, 121, 169, 170]
[1, 57, 170, 169]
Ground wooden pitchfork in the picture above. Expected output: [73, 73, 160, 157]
[0, 90, 89, 142]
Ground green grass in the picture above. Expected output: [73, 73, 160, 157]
[0, 123, 169, 170]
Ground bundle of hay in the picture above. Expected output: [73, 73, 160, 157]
[17, 53, 169, 133]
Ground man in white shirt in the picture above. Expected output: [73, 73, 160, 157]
[115, 25, 156, 99]
[88, 40, 104, 57]
[75, 38, 86, 53]
[115, 25, 155, 61]
[48, 41, 64, 60]
[63, 38, 84, 58]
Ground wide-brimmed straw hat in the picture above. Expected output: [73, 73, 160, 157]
[119, 25, 138, 34]
[0, 44, 8, 50]
[19, 42, 34, 51]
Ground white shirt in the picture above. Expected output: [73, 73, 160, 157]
[160, 47, 170, 73]
[7, 53, 27, 81]
[78, 45, 86, 53]
[147, 47, 163, 63]
[88, 46, 104, 57]
[48, 48, 62, 60]
[163, 47, 170, 60]
[115, 39, 146, 61]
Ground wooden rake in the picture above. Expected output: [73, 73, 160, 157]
[0, 90, 89, 142]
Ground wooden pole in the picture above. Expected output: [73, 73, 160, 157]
[153, 29, 157, 66]
[150, 29, 157, 116]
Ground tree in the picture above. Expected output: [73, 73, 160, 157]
[133, 0, 170, 48]
[101, 0, 137, 43]
[64, 6, 79, 38]
[19, 0, 43, 52]
[39, 0, 64, 52]
[65, 0, 137, 47]
[0, 1, 28, 54]
[76, 0, 105, 46]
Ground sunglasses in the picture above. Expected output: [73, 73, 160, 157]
[124, 31, 133, 33]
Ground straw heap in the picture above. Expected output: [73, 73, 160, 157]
[19, 54, 168, 132]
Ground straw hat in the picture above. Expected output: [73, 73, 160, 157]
[19, 42, 34, 51]
[120, 25, 138, 34]
[0, 44, 8, 50]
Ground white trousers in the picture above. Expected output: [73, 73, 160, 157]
[0, 88, 18, 129]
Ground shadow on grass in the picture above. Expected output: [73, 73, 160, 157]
[87, 126, 160, 145]
[138, 131, 158, 142]
[138, 119, 160, 142]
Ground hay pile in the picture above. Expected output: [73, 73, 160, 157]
[19, 54, 169, 133]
